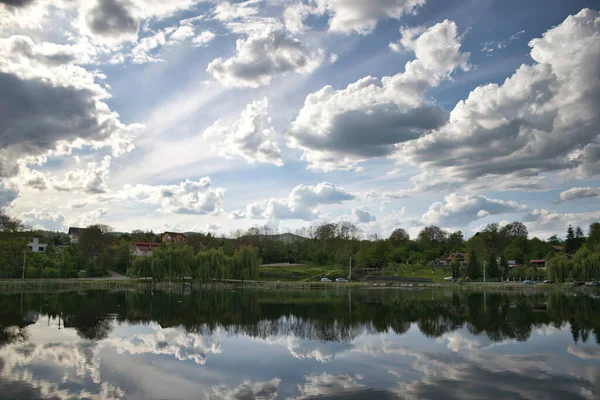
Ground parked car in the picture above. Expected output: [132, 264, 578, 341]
[444, 277, 455, 282]
[320, 277, 332, 282]
[573, 281, 585, 286]
[522, 280, 536, 285]
[543, 280, 553, 284]
[335, 278, 348, 283]
[591, 281, 600, 287]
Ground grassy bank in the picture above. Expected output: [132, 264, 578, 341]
[259, 264, 346, 281]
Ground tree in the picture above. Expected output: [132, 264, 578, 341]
[574, 226, 586, 252]
[78, 224, 115, 276]
[501, 222, 528, 239]
[565, 225, 576, 254]
[389, 228, 409, 245]
[487, 254, 499, 278]
[446, 231, 464, 253]
[451, 259, 460, 279]
[588, 222, 600, 247]
[0, 214, 29, 278]
[467, 252, 479, 279]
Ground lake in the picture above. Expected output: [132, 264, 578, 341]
[0, 287, 599, 399]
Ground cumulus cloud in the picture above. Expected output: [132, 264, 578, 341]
[212, 0, 260, 22]
[246, 182, 355, 221]
[108, 326, 221, 365]
[21, 208, 66, 230]
[421, 193, 527, 227]
[191, 30, 215, 47]
[212, 378, 281, 400]
[84, 0, 140, 43]
[283, 0, 427, 35]
[287, 19, 470, 171]
[293, 373, 365, 399]
[120, 177, 225, 215]
[558, 187, 600, 202]
[0, 0, 35, 7]
[206, 27, 326, 88]
[523, 209, 600, 234]
[352, 207, 376, 224]
[397, 9, 600, 182]
[0, 34, 138, 178]
[0, 181, 19, 209]
[53, 156, 112, 194]
[203, 98, 283, 166]
[67, 208, 108, 227]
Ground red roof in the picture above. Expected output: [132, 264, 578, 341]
[530, 259, 546, 263]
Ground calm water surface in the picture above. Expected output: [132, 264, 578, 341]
[0, 288, 599, 399]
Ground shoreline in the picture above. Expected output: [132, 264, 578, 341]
[0, 278, 598, 295]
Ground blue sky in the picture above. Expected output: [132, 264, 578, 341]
[1, 0, 599, 239]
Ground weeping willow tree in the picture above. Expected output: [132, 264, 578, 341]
[195, 248, 231, 281]
[128, 245, 261, 281]
[546, 254, 572, 282]
[230, 246, 261, 280]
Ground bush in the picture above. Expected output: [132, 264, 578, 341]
[41, 267, 60, 278]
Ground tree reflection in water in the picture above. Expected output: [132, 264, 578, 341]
[0, 288, 599, 347]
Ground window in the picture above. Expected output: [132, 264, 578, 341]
[167, 235, 171, 241]
[39, 247, 45, 252]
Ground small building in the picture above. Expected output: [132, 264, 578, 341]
[68, 227, 87, 244]
[530, 259, 547, 269]
[28, 237, 46, 253]
[445, 252, 468, 265]
[132, 242, 160, 257]
[161, 232, 186, 244]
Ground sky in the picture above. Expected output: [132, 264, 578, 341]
[0, 0, 599, 240]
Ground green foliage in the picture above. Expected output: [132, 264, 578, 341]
[546, 254, 572, 282]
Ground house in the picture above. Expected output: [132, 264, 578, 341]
[530, 259, 547, 269]
[161, 232, 186, 244]
[68, 227, 87, 244]
[28, 237, 46, 253]
[132, 242, 160, 257]
[445, 252, 468, 265]
[552, 245, 564, 252]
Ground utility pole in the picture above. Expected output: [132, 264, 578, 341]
[22, 251, 26, 280]
[349, 256, 352, 281]
[483, 260, 486, 283]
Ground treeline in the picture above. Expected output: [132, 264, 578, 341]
[2, 211, 600, 282]
[127, 245, 260, 281]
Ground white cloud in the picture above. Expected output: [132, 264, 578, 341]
[206, 27, 326, 88]
[421, 193, 527, 227]
[191, 30, 215, 47]
[524, 209, 600, 234]
[53, 156, 112, 194]
[398, 9, 600, 182]
[203, 98, 283, 166]
[293, 373, 365, 399]
[67, 208, 108, 227]
[287, 19, 470, 171]
[284, 0, 427, 35]
[212, 0, 260, 22]
[559, 187, 600, 202]
[246, 182, 355, 221]
[119, 177, 225, 215]
[108, 326, 221, 365]
[352, 207, 376, 224]
[168, 24, 195, 42]
[212, 378, 281, 400]
[21, 208, 66, 230]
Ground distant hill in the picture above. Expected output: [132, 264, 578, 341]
[270, 233, 305, 244]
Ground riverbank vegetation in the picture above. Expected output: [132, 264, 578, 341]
[1, 212, 599, 283]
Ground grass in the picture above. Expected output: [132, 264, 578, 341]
[384, 268, 452, 283]
[259, 264, 346, 281]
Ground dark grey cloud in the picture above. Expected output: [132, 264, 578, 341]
[86, 0, 139, 41]
[0, 71, 115, 177]
[8, 36, 75, 66]
[293, 104, 447, 159]
[0, 0, 35, 8]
